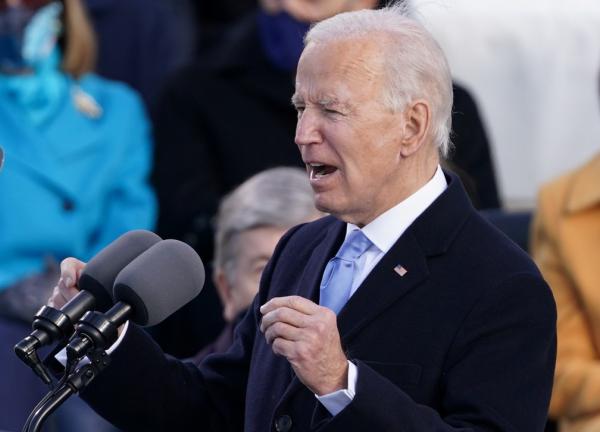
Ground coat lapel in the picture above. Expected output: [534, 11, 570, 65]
[337, 229, 429, 342]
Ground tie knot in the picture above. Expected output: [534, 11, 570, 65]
[336, 229, 372, 261]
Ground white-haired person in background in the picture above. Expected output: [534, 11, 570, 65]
[50, 5, 555, 431]
[189, 167, 321, 363]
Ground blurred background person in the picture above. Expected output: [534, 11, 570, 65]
[0, 0, 155, 430]
[150, 0, 499, 356]
[83, 0, 195, 109]
[192, 0, 256, 52]
[532, 151, 600, 432]
[188, 167, 321, 363]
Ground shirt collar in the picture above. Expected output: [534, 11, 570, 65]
[346, 165, 448, 253]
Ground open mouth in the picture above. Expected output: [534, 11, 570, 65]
[308, 163, 337, 180]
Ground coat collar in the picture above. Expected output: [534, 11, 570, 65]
[0, 83, 103, 202]
[565, 153, 600, 214]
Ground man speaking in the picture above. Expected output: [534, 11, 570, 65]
[52, 5, 556, 431]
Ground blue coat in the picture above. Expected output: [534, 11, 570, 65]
[0, 73, 156, 290]
[81, 172, 556, 431]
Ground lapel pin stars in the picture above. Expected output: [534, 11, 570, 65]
[394, 264, 408, 277]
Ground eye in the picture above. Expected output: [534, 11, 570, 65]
[294, 106, 305, 119]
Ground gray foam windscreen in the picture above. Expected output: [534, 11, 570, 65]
[79, 230, 162, 311]
[113, 239, 205, 326]
[0, 146, 4, 171]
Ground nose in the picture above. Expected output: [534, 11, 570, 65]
[294, 108, 322, 148]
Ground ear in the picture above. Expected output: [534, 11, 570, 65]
[214, 268, 235, 322]
[399, 100, 431, 158]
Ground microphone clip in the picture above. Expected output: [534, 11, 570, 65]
[14, 305, 77, 385]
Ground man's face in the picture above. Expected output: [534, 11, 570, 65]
[219, 226, 288, 322]
[293, 37, 411, 226]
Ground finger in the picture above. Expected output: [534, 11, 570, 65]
[264, 321, 302, 345]
[271, 337, 296, 358]
[48, 285, 61, 308]
[260, 295, 318, 316]
[260, 306, 309, 333]
[56, 277, 80, 304]
[60, 257, 86, 288]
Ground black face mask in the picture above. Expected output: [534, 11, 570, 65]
[0, 5, 37, 72]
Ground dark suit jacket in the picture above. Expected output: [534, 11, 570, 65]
[82, 172, 555, 431]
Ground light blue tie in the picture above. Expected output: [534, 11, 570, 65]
[320, 229, 373, 314]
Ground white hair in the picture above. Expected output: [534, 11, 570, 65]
[214, 167, 317, 276]
[304, 3, 453, 156]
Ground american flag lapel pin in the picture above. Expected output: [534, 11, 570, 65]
[394, 264, 408, 277]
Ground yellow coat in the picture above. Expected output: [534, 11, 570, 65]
[532, 153, 600, 432]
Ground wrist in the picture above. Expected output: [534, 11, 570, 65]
[315, 359, 349, 396]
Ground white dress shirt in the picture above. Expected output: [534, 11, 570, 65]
[316, 165, 447, 416]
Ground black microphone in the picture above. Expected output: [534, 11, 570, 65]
[0, 145, 4, 171]
[15, 230, 161, 383]
[67, 239, 205, 361]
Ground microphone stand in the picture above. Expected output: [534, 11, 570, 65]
[23, 348, 111, 432]
[22, 304, 122, 432]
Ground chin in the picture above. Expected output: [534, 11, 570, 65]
[314, 199, 350, 223]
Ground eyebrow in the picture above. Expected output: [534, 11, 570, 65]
[318, 98, 345, 109]
[291, 94, 351, 112]
[291, 94, 303, 107]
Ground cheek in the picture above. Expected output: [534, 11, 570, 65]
[233, 274, 260, 306]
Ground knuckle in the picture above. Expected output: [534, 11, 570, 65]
[272, 339, 284, 355]
[274, 308, 285, 321]
[296, 344, 311, 361]
[314, 321, 326, 335]
[270, 322, 280, 335]
[323, 307, 335, 320]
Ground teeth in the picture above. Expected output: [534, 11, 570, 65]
[310, 163, 324, 167]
